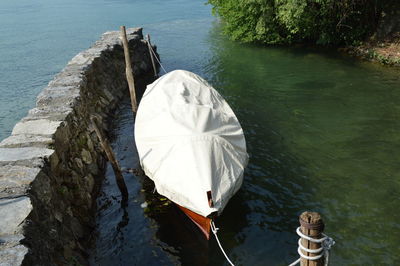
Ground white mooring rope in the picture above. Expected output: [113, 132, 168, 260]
[288, 227, 335, 266]
[211, 221, 235, 266]
[146, 40, 168, 74]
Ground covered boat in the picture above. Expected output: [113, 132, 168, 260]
[134, 70, 248, 238]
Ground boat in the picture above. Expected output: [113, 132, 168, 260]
[134, 70, 248, 239]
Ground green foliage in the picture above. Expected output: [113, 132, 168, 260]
[208, 0, 386, 45]
[367, 49, 400, 66]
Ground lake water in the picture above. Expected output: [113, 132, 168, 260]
[1, 0, 400, 265]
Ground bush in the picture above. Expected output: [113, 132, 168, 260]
[208, 0, 385, 45]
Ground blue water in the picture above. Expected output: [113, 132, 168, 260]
[0, 0, 211, 140]
[2, 0, 400, 265]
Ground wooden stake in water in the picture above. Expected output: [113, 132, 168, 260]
[146, 34, 158, 78]
[299, 211, 325, 266]
[91, 117, 128, 202]
[120, 26, 137, 113]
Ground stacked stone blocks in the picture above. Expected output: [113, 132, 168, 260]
[0, 28, 156, 265]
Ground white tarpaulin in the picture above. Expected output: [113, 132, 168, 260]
[135, 70, 248, 217]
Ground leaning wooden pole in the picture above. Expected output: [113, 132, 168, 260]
[299, 211, 325, 266]
[91, 117, 129, 202]
[146, 34, 158, 78]
[120, 26, 137, 113]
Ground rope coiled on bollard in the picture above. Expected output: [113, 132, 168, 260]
[288, 227, 335, 266]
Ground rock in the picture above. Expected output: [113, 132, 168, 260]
[12, 120, 62, 136]
[81, 149, 92, 164]
[75, 158, 83, 169]
[86, 134, 94, 152]
[68, 52, 95, 66]
[54, 212, 63, 223]
[87, 162, 100, 176]
[0, 135, 53, 148]
[49, 229, 58, 240]
[36, 86, 80, 107]
[0, 27, 156, 265]
[0, 186, 28, 198]
[0, 165, 40, 187]
[85, 193, 92, 208]
[85, 174, 95, 193]
[0, 147, 54, 166]
[50, 153, 59, 170]
[70, 217, 84, 239]
[63, 246, 73, 260]
[49, 72, 86, 88]
[26, 106, 73, 121]
[0, 244, 28, 266]
[99, 96, 110, 106]
[0, 234, 24, 246]
[102, 88, 115, 103]
[0, 197, 32, 235]
[140, 61, 148, 70]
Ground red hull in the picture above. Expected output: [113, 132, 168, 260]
[177, 204, 211, 239]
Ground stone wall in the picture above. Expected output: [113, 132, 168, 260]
[0, 28, 157, 265]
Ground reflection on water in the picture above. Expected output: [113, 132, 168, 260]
[91, 23, 400, 264]
[5, 0, 399, 264]
[204, 29, 400, 265]
[89, 100, 209, 266]
[0, 0, 211, 140]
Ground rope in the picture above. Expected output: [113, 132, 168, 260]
[288, 227, 335, 266]
[211, 221, 235, 266]
[288, 258, 301, 266]
[146, 41, 168, 74]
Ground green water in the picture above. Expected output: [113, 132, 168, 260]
[204, 34, 400, 265]
[93, 29, 400, 265]
[1, 0, 399, 264]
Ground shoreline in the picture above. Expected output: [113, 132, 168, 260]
[340, 36, 400, 67]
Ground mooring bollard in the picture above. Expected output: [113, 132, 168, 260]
[299, 212, 325, 266]
[288, 211, 334, 266]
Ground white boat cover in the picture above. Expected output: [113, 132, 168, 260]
[135, 70, 248, 217]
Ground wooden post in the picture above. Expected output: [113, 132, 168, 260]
[91, 117, 129, 202]
[146, 34, 158, 78]
[120, 26, 137, 113]
[299, 211, 325, 266]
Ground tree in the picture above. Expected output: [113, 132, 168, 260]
[208, 0, 384, 45]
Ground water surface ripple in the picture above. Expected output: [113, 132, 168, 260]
[1, 0, 400, 265]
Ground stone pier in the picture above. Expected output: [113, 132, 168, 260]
[0, 28, 157, 265]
